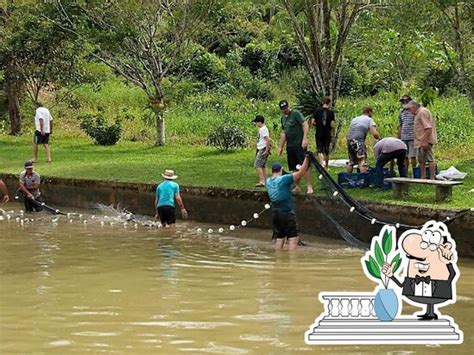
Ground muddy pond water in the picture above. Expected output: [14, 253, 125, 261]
[0, 207, 473, 354]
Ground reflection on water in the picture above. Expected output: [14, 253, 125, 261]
[0, 209, 473, 353]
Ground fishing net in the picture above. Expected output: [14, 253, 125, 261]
[305, 152, 472, 248]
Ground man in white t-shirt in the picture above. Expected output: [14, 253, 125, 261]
[253, 115, 271, 187]
[33, 101, 53, 162]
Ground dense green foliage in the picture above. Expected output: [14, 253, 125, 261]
[79, 113, 122, 146]
[207, 123, 248, 151]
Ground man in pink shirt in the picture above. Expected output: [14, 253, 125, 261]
[407, 100, 438, 180]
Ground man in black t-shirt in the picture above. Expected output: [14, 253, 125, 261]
[310, 97, 335, 170]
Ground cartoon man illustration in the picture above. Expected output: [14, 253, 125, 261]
[382, 221, 459, 321]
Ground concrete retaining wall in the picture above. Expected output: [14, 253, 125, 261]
[3, 174, 473, 257]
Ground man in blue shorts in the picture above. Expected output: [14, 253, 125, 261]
[154, 169, 188, 227]
[266, 153, 310, 251]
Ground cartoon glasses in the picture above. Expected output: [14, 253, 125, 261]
[420, 230, 443, 251]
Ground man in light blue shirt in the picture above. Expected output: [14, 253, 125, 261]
[266, 153, 310, 251]
[155, 169, 188, 227]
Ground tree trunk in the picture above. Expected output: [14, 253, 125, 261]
[5, 64, 22, 135]
[155, 111, 165, 146]
[149, 96, 166, 146]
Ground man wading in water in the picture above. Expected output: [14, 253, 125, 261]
[0, 179, 9, 203]
[19, 161, 43, 212]
[266, 153, 310, 251]
[154, 169, 188, 228]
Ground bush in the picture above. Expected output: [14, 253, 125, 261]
[206, 123, 247, 151]
[79, 113, 122, 146]
[189, 51, 227, 89]
[244, 79, 274, 101]
[241, 42, 278, 79]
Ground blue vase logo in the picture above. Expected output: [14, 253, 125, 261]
[374, 288, 398, 321]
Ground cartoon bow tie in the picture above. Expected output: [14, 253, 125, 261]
[415, 275, 431, 284]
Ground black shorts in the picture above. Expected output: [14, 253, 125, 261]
[286, 145, 305, 171]
[34, 131, 50, 144]
[158, 205, 176, 225]
[316, 135, 331, 155]
[272, 211, 299, 239]
[24, 195, 43, 213]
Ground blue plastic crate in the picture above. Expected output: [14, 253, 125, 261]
[337, 172, 370, 188]
[413, 165, 438, 179]
[368, 168, 396, 189]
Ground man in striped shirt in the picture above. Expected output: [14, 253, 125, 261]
[397, 95, 416, 176]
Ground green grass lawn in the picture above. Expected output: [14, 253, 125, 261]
[0, 135, 472, 210]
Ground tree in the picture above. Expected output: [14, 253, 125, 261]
[281, 0, 388, 105]
[0, 1, 84, 134]
[430, 0, 473, 114]
[52, 0, 215, 146]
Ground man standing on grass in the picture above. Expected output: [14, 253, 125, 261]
[32, 101, 53, 163]
[310, 96, 335, 170]
[277, 99, 313, 194]
[397, 95, 417, 176]
[346, 106, 380, 173]
[19, 161, 43, 212]
[266, 154, 310, 251]
[406, 100, 438, 180]
[253, 115, 271, 187]
[155, 169, 188, 228]
[0, 179, 9, 203]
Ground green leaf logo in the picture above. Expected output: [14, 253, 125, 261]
[392, 253, 402, 273]
[374, 242, 384, 267]
[365, 256, 381, 279]
[382, 229, 393, 255]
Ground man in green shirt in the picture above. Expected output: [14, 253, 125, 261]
[277, 100, 313, 194]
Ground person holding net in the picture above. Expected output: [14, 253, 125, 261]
[0, 179, 9, 203]
[266, 154, 310, 251]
